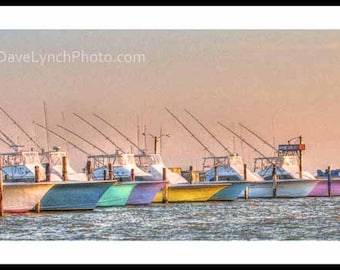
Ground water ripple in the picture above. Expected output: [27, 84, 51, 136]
[1, 198, 340, 240]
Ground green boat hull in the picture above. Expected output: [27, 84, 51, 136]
[97, 183, 136, 207]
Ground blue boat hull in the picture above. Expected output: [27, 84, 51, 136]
[246, 179, 319, 198]
[127, 181, 166, 205]
[210, 181, 247, 201]
[40, 181, 112, 211]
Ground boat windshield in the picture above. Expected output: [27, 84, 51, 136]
[48, 152, 66, 166]
[22, 152, 41, 165]
[149, 154, 163, 165]
[114, 154, 136, 166]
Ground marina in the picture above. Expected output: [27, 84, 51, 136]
[1, 23, 340, 265]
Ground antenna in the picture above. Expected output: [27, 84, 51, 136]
[143, 124, 147, 152]
[137, 114, 140, 150]
[218, 121, 273, 163]
[34, 122, 90, 156]
[184, 108, 232, 155]
[165, 107, 215, 157]
[43, 101, 50, 152]
[93, 113, 144, 154]
[73, 112, 125, 153]
[0, 106, 43, 151]
[56, 124, 108, 154]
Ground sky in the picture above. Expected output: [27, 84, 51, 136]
[1, 30, 340, 174]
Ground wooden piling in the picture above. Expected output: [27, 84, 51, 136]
[62, 156, 68, 181]
[34, 165, 40, 183]
[272, 163, 278, 198]
[86, 160, 92, 181]
[162, 167, 168, 203]
[131, 168, 135, 181]
[243, 164, 249, 200]
[103, 169, 107, 181]
[108, 162, 113, 180]
[0, 157, 4, 217]
[327, 165, 332, 197]
[214, 166, 219, 181]
[35, 201, 41, 213]
[189, 165, 193, 184]
[45, 163, 51, 182]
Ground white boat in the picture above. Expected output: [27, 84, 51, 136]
[40, 147, 87, 181]
[204, 153, 318, 198]
[1, 150, 62, 182]
[90, 152, 157, 181]
[135, 153, 187, 184]
[3, 181, 54, 213]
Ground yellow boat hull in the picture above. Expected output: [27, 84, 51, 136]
[153, 183, 228, 203]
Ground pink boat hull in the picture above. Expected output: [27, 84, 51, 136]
[308, 179, 340, 197]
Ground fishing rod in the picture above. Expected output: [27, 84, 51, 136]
[165, 107, 215, 157]
[93, 113, 144, 154]
[34, 122, 90, 156]
[239, 123, 277, 153]
[73, 112, 125, 153]
[217, 121, 274, 164]
[185, 108, 232, 155]
[56, 124, 108, 155]
[0, 106, 43, 151]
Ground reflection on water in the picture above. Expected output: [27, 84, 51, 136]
[1, 197, 340, 241]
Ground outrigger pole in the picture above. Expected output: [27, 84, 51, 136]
[56, 124, 108, 155]
[185, 109, 232, 155]
[73, 112, 125, 153]
[34, 122, 90, 156]
[239, 123, 277, 153]
[93, 113, 144, 154]
[218, 121, 274, 164]
[0, 137, 11, 148]
[0, 107, 43, 151]
[165, 107, 215, 157]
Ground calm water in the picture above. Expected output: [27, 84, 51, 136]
[1, 197, 340, 241]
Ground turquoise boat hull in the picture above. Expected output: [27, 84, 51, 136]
[40, 181, 112, 211]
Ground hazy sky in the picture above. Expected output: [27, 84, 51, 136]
[0, 30, 340, 173]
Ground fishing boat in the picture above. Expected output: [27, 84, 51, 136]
[1, 150, 62, 182]
[251, 155, 319, 197]
[134, 153, 232, 203]
[40, 146, 87, 181]
[274, 159, 340, 197]
[37, 148, 117, 210]
[2, 181, 54, 213]
[88, 153, 167, 205]
[152, 182, 229, 203]
[39, 180, 114, 211]
[1, 149, 114, 211]
[202, 155, 251, 201]
[204, 153, 319, 199]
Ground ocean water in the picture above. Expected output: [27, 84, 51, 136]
[1, 197, 340, 241]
